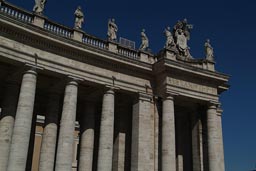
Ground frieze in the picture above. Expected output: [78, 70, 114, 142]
[168, 77, 217, 95]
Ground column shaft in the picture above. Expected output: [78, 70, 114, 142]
[131, 94, 154, 171]
[0, 84, 19, 171]
[207, 104, 223, 171]
[39, 93, 60, 171]
[7, 69, 37, 171]
[217, 111, 225, 171]
[161, 95, 176, 171]
[79, 102, 96, 171]
[55, 80, 78, 171]
[97, 88, 115, 171]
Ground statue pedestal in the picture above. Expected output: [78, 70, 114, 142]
[33, 14, 45, 28]
[206, 60, 215, 71]
[108, 41, 118, 53]
[139, 50, 154, 64]
[73, 29, 83, 42]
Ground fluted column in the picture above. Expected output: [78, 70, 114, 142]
[55, 78, 79, 171]
[39, 92, 60, 171]
[207, 103, 224, 171]
[7, 69, 37, 171]
[0, 83, 19, 171]
[97, 88, 115, 171]
[79, 102, 96, 171]
[161, 94, 176, 171]
[131, 93, 154, 171]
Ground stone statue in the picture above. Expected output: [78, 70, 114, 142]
[33, 0, 47, 15]
[107, 18, 118, 41]
[205, 39, 214, 61]
[139, 29, 149, 50]
[173, 18, 193, 58]
[163, 26, 175, 49]
[74, 6, 84, 29]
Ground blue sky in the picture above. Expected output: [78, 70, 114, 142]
[5, 0, 256, 170]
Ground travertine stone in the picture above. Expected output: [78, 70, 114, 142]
[97, 88, 115, 171]
[0, 84, 19, 171]
[113, 132, 126, 171]
[79, 102, 96, 171]
[161, 95, 176, 171]
[217, 109, 225, 171]
[33, 15, 45, 28]
[177, 155, 183, 171]
[39, 93, 60, 171]
[131, 94, 154, 171]
[7, 69, 37, 171]
[207, 103, 223, 171]
[55, 79, 78, 171]
[191, 112, 203, 171]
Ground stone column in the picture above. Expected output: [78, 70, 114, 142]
[97, 88, 115, 171]
[207, 103, 224, 171]
[131, 93, 154, 171]
[7, 69, 37, 171]
[191, 112, 204, 171]
[39, 92, 60, 171]
[161, 94, 176, 171]
[0, 83, 19, 171]
[217, 108, 225, 171]
[79, 102, 96, 171]
[55, 78, 79, 171]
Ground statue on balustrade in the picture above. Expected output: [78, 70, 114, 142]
[173, 18, 193, 58]
[107, 18, 118, 41]
[33, 0, 47, 15]
[74, 6, 84, 29]
[164, 26, 176, 49]
[205, 39, 214, 61]
[139, 29, 149, 51]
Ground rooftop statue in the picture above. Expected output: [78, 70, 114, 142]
[33, 0, 47, 15]
[205, 39, 214, 61]
[74, 6, 84, 29]
[173, 18, 193, 58]
[139, 29, 149, 51]
[107, 18, 118, 41]
[164, 26, 176, 49]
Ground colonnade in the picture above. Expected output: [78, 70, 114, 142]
[0, 67, 225, 171]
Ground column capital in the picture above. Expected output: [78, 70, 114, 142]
[163, 91, 179, 100]
[66, 75, 84, 86]
[136, 92, 153, 102]
[24, 63, 44, 75]
[207, 101, 220, 109]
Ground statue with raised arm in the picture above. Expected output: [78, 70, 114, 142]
[33, 0, 47, 15]
[107, 18, 118, 41]
[139, 29, 149, 50]
[74, 6, 84, 29]
[164, 26, 175, 49]
[205, 39, 214, 61]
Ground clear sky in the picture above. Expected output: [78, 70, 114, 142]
[4, 0, 256, 170]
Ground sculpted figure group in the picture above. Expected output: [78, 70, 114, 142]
[30, 0, 215, 60]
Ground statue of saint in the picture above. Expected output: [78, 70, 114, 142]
[107, 18, 118, 41]
[163, 26, 175, 49]
[139, 29, 149, 50]
[205, 39, 214, 61]
[33, 0, 47, 15]
[74, 6, 84, 29]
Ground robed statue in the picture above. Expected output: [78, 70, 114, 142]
[164, 26, 175, 49]
[139, 29, 149, 50]
[107, 18, 118, 41]
[74, 6, 84, 29]
[205, 39, 214, 61]
[33, 0, 46, 15]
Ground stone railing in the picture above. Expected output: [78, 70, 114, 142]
[82, 33, 107, 49]
[0, 1, 155, 64]
[44, 20, 73, 38]
[117, 45, 139, 60]
[0, 1, 33, 23]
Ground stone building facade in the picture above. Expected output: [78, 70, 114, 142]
[0, 1, 229, 171]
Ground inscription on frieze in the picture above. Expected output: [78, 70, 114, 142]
[168, 77, 217, 95]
